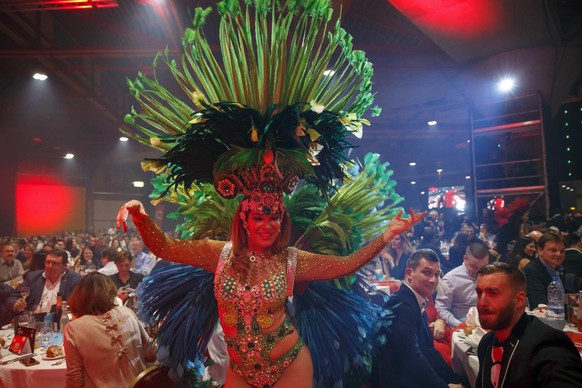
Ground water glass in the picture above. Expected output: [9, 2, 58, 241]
[15, 311, 35, 332]
[41, 322, 53, 349]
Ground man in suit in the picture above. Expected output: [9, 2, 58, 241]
[564, 233, 582, 273]
[523, 233, 565, 308]
[0, 242, 24, 284]
[10, 249, 81, 314]
[370, 249, 464, 388]
[475, 262, 582, 387]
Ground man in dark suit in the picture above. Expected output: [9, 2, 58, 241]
[523, 232, 566, 308]
[370, 249, 464, 388]
[563, 233, 582, 293]
[475, 262, 582, 387]
[9, 249, 81, 314]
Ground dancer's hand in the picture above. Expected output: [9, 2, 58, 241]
[116, 200, 146, 232]
[383, 208, 426, 242]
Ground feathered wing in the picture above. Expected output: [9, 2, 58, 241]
[137, 264, 218, 386]
[289, 152, 403, 387]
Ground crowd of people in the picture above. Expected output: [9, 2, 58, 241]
[0, 231, 163, 386]
[364, 206, 582, 387]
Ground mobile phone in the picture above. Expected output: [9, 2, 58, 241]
[20, 357, 40, 367]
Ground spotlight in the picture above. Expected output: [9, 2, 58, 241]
[465, 176, 471, 180]
[436, 169, 443, 173]
[33, 73, 48, 81]
[498, 78, 515, 92]
[119, 136, 129, 142]
[411, 181, 416, 185]
[323, 70, 335, 77]
[409, 162, 417, 166]
[427, 120, 437, 126]
[132, 181, 145, 188]
[64, 153, 74, 159]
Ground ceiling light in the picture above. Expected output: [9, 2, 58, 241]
[420, 191, 425, 195]
[409, 162, 416, 166]
[323, 70, 335, 76]
[64, 153, 74, 159]
[427, 120, 437, 126]
[132, 181, 144, 188]
[33, 73, 48, 81]
[465, 176, 471, 179]
[436, 168, 443, 173]
[119, 136, 129, 142]
[498, 78, 515, 92]
[410, 181, 416, 185]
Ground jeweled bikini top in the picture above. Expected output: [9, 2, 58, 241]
[214, 243, 297, 332]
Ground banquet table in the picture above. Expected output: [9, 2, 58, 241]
[451, 330, 479, 388]
[0, 328, 66, 388]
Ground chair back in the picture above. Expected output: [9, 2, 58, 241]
[128, 365, 175, 388]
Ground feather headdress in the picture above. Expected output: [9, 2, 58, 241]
[122, 0, 380, 204]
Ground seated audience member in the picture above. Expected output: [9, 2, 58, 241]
[64, 273, 156, 387]
[376, 233, 413, 280]
[436, 241, 490, 328]
[77, 247, 93, 268]
[0, 243, 24, 284]
[563, 233, 582, 291]
[475, 262, 582, 387]
[507, 236, 536, 270]
[129, 239, 157, 276]
[0, 283, 25, 326]
[448, 233, 469, 269]
[97, 248, 118, 276]
[479, 223, 496, 249]
[523, 233, 565, 308]
[527, 230, 543, 243]
[417, 226, 448, 268]
[19, 243, 36, 274]
[10, 249, 81, 314]
[370, 249, 465, 388]
[29, 252, 47, 273]
[109, 251, 144, 292]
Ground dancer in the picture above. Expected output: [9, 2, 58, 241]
[118, 195, 422, 387]
[117, 1, 414, 386]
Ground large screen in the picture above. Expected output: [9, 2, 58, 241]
[428, 186, 466, 211]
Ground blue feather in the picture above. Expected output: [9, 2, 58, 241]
[293, 281, 393, 388]
[137, 264, 218, 380]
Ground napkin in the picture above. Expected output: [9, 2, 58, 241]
[463, 307, 486, 348]
[464, 327, 487, 348]
[465, 306, 481, 327]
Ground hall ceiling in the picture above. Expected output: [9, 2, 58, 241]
[0, 0, 581, 185]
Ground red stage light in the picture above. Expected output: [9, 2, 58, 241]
[16, 176, 77, 235]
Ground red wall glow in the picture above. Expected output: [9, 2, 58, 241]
[16, 176, 77, 235]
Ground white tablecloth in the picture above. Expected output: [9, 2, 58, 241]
[451, 330, 479, 388]
[0, 328, 66, 388]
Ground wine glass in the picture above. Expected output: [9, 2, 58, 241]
[20, 286, 30, 301]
